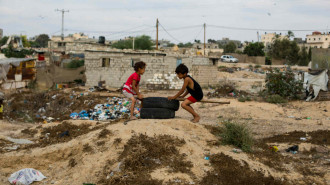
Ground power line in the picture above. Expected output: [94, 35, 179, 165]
[208, 24, 327, 32]
[158, 22, 183, 43]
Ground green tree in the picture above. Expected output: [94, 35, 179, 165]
[177, 42, 193, 48]
[2, 45, 34, 58]
[243, 42, 265, 56]
[35, 34, 50, 48]
[112, 39, 133, 49]
[21, 35, 31, 47]
[308, 47, 312, 61]
[287, 30, 295, 40]
[269, 39, 300, 65]
[134, 35, 153, 50]
[194, 39, 201, 43]
[299, 47, 309, 66]
[0, 36, 9, 46]
[224, 42, 237, 53]
[208, 39, 217, 43]
[111, 35, 153, 50]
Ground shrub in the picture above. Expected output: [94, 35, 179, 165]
[66, 60, 84, 68]
[220, 121, 254, 152]
[254, 64, 261, 68]
[265, 68, 303, 100]
[238, 96, 252, 102]
[266, 94, 288, 104]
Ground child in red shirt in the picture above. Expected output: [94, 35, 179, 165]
[123, 61, 146, 120]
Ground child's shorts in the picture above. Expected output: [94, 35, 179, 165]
[187, 96, 197, 103]
[123, 90, 134, 99]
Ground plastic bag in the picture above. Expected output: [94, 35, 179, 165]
[8, 168, 46, 185]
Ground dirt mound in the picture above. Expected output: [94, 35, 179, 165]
[263, 130, 330, 145]
[200, 153, 283, 185]
[100, 134, 193, 185]
[4, 90, 109, 123]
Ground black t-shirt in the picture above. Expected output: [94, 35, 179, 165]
[186, 75, 203, 101]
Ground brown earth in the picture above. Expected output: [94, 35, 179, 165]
[0, 89, 329, 185]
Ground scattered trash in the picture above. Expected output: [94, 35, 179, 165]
[288, 116, 295, 118]
[306, 117, 311, 120]
[204, 156, 210, 160]
[286, 145, 299, 154]
[300, 137, 307, 141]
[232, 148, 242, 153]
[59, 131, 70, 137]
[8, 168, 46, 185]
[4, 145, 19, 151]
[6, 137, 34, 144]
[229, 92, 236, 97]
[70, 97, 141, 121]
[269, 146, 278, 152]
[51, 95, 57, 99]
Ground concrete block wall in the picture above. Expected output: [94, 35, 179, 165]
[191, 65, 218, 87]
[85, 51, 216, 89]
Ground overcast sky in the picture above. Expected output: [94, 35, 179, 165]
[0, 0, 329, 43]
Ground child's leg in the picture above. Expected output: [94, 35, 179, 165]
[181, 99, 200, 123]
[129, 97, 137, 120]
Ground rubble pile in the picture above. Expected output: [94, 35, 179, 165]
[4, 90, 113, 123]
[146, 73, 183, 90]
[70, 97, 141, 121]
[207, 84, 250, 98]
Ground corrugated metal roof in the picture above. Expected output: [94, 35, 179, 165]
[0, 58, 35, 67]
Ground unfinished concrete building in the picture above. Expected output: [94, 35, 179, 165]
[84, 50, 219, 89]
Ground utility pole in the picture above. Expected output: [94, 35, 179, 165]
[156, 18, 159, 50]
[133, 37, 135, 50]
[257, 31, 259, 42]
[204, 23, 206, 56]
[55, 9, 69, 41]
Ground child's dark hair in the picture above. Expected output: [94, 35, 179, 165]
[134, 61, 146, 72]
[175, 64, 189, 74]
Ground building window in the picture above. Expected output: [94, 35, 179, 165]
[102, 58, 110, 67]
[319, 38, 321, 40]
[314, 38, 316, 41]
[309, 38, 311, 40]
[326, 38, 328, 41]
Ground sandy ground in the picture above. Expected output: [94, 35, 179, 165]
[0, 89, 329, 184]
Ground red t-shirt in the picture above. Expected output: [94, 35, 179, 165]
[123, 72, 140, 95]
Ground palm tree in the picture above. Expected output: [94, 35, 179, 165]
[287, 30, 295, 40]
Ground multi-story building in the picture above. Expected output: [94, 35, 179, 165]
[305, 31, 330, 49]
[261, 32, 287, 50]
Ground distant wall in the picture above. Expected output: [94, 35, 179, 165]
[271, 59, 286, 65]
[228, 53, 265, 65]
[85, 51, 216, 89]
[312, 48, 330, 70]
[36, 64, 86, 89]
[191, 65, 218, 87]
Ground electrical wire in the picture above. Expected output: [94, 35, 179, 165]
[158, 22, 183, 43]
[208, 24, 327, 32]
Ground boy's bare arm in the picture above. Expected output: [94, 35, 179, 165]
[180, 90, 189, 98]
[132, 80, 143, 99]
[168, 78, 189, 100]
